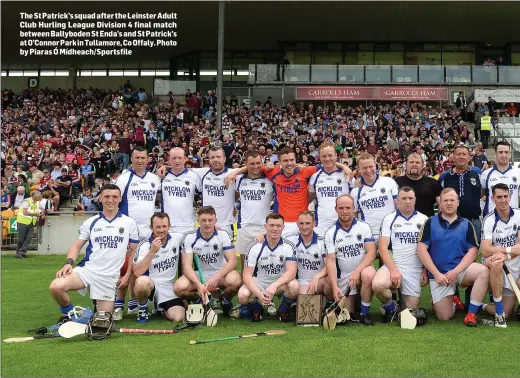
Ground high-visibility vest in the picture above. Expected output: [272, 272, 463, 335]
[17, 198, 39, 226]
[481, 116, 492, 131]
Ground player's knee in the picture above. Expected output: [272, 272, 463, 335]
[286, 279, 299, 297]
[167, 309, 185, 322]
[238, 285, 251, 304]
[226, 271, 242, 291]
[173, 277, 188, 296]
[371, 277, 387, 293]
[134, 277, 152, 294]
[49, 279, 65, 294]
[476, 264, 490, 280]
[361, 267, 376, 284]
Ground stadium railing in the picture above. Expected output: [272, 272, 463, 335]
[248, 64, 520, 85]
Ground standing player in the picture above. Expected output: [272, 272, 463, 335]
[49, 184, 139, 319]
[309, 143, 351, 235]
[133, 213, 185, 324]
[372, 187, 429, 322]
[115, 146, 161, 318]
[235, 151, 274, 270]
[481, 141, 519, 217]
[351, 153, 398, 244]
[325, 195, 377, 326]
[417, 188, 489, 326]
[226, 148, 351, 236]
[161, 147, 201, 233]
[173, 206, 242, 316]
[237, 213, 299, 322]
[481, 183, 520, 327]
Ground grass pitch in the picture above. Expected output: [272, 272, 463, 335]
[1, 255, 519, 377]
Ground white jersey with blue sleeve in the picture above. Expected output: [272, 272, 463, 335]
[245, 238, 297, 289]
[236, 174, 274, 228]
[308, 169, 350, 229]
[161, 169, 201, 229]
[285, 232, 327, 284]
[116, 169, 161, 239]
[380, 210, 428, 269]
[182, 228, 234, 282]
[76, 212, 139, 279]
[324, 219, 374, 276]
[481, 165, 520, 216]
[351, 175, 398, 240]
[482, 208, 520, 272]
[194, 168, 237, 227]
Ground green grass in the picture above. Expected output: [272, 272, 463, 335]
[1, 255, 519, 377]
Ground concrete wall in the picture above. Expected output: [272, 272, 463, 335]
[38, 213, 97, 255]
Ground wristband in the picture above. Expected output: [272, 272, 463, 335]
[66, 258, 75, 266]
[506, 247, 512, 254]
[507, 253, 512, 261]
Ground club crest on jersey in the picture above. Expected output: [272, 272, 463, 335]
[514, 224, 517, 231]
[416, 223, 422, 230]
[260, 182, 266, 188]
[380, 187, 386, 194]
[279, 255, 284, 262]
[514, 177, 518, 183]
[337, 179, 342, 185]
[313, 253, 319, 259]
[119, 227, 125, 234]
[356, 233, 362, 241]
[185, 181, 190, 186]
[213, 244, 218, 251]
[151, 183, 155, 188]
[470, 178, 477, 185]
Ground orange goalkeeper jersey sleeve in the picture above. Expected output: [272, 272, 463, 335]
[262, 165, 318, 222]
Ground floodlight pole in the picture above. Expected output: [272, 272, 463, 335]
[216, 1, 225, 131]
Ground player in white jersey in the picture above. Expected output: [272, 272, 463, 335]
[115, 146, 161, 317]
[285, 210, 329, 295]
[481, 141, 520, 216]
[309, 143, 350, 235]
[372, 186, 429, 323]
[116, 146, 161, 240]
[133, 213, 185, 324]
[235, 150, 274, 270]
[481, 183, 520, 327]
[49, 184, 139, 320]
[174, 206, 242, 316]
[161, 148, 201, 234]
[238, 213, 299, 322]
[350, 153, 398, 244]
[325, 194, 377, 326]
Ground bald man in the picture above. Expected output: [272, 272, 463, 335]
[161, 147, 202, 233]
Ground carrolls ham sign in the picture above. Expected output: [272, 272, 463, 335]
[295, 87, 449, 101]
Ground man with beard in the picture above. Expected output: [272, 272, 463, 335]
[394, 153, 442, 217]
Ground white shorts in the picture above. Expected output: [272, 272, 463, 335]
[149, 280, 178, 311]
[338, 272, 358, 296]
[236, 225, 266, 255]
[429, 263, 473, 304]
[218, 224, 234, 240]
[170, 225, 196, 235]
[503, 266, 520, 297]
[74, 266, 118, 301]
[282, 222, 299, 237]
[381, 265, 422, 297]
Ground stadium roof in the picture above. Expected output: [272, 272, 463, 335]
[2, 1, 519, 66]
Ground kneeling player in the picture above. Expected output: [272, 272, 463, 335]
[325, 195, 377, 326]
[286, 210, 330, 296]
[133, 213, 185, 324]
[49, 184, 139, 319]
[372, 187, 429, 322]
[481, 183, 520, 327]
[173, 206, 242, 316]
[238, 213, 299, 321]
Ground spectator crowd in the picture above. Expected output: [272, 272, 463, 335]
[1, 81, 518, 214]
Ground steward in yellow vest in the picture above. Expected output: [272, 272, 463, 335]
[16, 191, 42, 258]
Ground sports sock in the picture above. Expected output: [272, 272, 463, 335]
[382, 300, 395, 313]
[222, 296, 233, 305]
[493, 296, 505, 315]
[128, 299, 138, 310]
[278, 294, 296, 313]
[194, 297, 203, 305]
[115, 299, 124, 310]
[468, 300, 483, 315]
[60, 303, 73, 315]
[138, 302, 148, 313]
[361, 301, 371, 316]
[481, 303, 488, 312]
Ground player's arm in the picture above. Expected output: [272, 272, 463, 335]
[324, 231, 341, 301]
[242, 266, 264, 300]
[56, 238, 88, 278]
[448, 222, 479, 283]
[133, 242, 155, 277]
[223, 166, 248, 187]
[206, 245, 237, 291]
[271, 260, 297, 291]
[308, 182, 316, 204]
[335, 162, 352, 177]
[417, 218, 449, 285]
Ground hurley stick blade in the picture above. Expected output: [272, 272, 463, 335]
[58, 321, 88, 338]
[397, 287, 416, 330]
